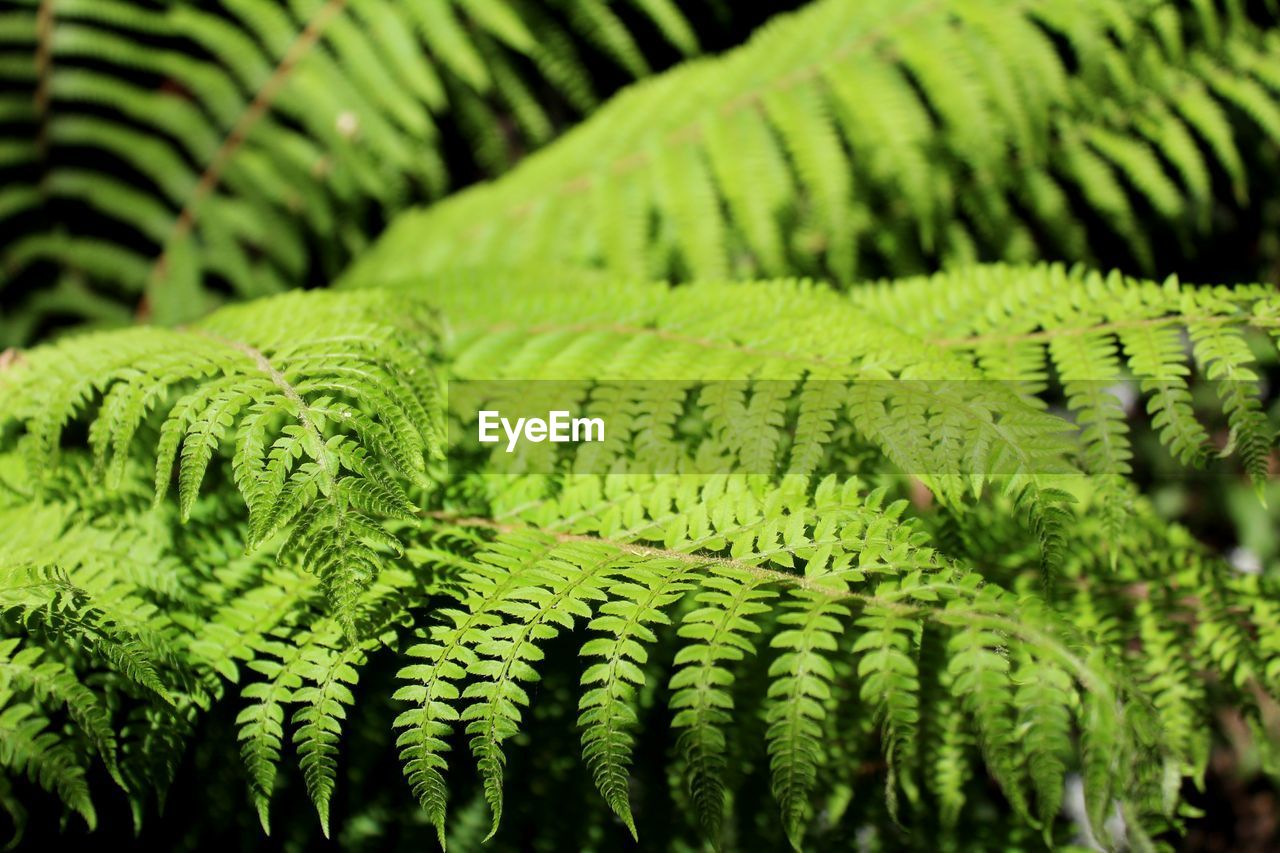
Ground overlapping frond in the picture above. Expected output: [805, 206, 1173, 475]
[0, 266, 1277, 846]
[0, 0, 727, 343]
[0, 288, 444, 631]
[366, 262, 1279, 549]
[344, 0, 1280, 289]
[391, 470, 1275, 848]
[5, 0, 1280, 845]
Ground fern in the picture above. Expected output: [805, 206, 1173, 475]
[1, 263, 1278, 845]
[578, 559, 694, 837]
[3, 2, 1280, 848]
[0, 0, 731, 343]
[1, 289, 444, 633]
[343, 0, 1280, 288]
[764, 586, 848, 848]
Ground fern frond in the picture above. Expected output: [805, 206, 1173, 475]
[391, 468, 1168, 845]
[1, 262, 1278, 845]
[1, 289, 443, 632]
[0, 0, 727, 343]
[0, 699, 95, 830]
[578, 561, 693, 838]
[393, 534, 556, 845]
[344, 0, 1280, 288]
[764, 587, 849, 849]
[669, 566, 776, 842]
[235, 638, 303, 833]
[291, 639, 361, 837]
[0, 639, 119, 786]
[354, 263, 1279, 549]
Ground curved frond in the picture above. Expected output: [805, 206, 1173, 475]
[0, 0, 728, 343]
[344, 0, 1280, 288]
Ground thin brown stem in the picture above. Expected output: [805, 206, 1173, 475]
[33, 0, 55, 159]
[426, 510, 874, 602]
[142, 0, 350, 313]
[462, 319, 858, 372]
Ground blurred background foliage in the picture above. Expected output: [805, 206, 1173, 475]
[0, 0, 801, 344]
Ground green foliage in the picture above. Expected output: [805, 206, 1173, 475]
[4, 2, 1280, 850]
[344, 0, 1280, 288]
[1, 262, 1279, 848]
[0, 0, 715, 343]
[2, 289, 443, 635]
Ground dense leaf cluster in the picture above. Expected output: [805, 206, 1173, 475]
[3, 1, 1280, 851]
[3, 264, 1279, 848]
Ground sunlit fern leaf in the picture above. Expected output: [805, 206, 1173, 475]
[388, 468, 1187, 845]
[355, 263, 1278, 572]
[343, 0, 1280, 289]
[764, 586, 849, 849]
[460, 540, 619, 838]
[393, 533, 558, 846]
[669, 566, 776, 841]
[0, 289, 444, 632]
[1, 264, 1279, 844]
[1187, 304, 1275, 495]
[577, 561, 695, 838]
[947, 614, 1036, 826]
[291, 639, 362, 838]
[235, 638, 303, 833]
